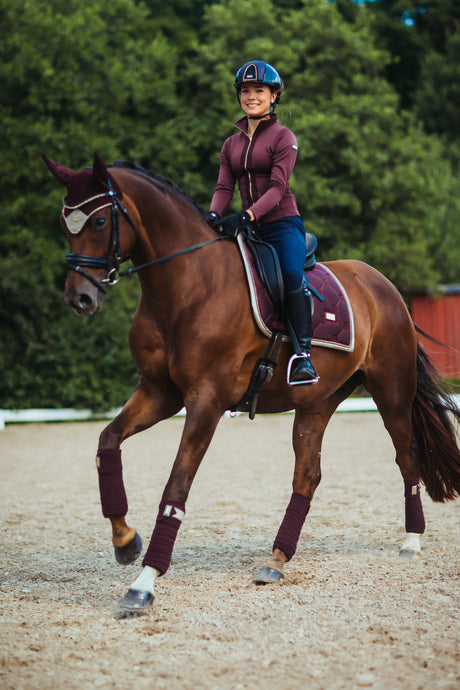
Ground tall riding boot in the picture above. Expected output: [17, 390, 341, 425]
[285, 281, 319, 385]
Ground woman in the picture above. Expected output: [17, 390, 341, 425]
[206, 60, 318, 385]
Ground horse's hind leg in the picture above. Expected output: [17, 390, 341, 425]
[366, 371, 425, 558]
[97, 377, 183, 566]
[254, 404, 333, 584]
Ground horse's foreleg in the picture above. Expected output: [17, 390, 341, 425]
[119, 397, 224, 612]
[97, 378, 183, 566]
[141, 404, 223, 572]
[254, 407, 330, 584]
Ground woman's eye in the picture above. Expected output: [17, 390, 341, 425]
[95, 217, 106, 228]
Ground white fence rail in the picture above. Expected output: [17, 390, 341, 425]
[0, 407, 122, 430]
[1, 395, 459, 430]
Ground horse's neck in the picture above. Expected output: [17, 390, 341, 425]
[134, 214, 214, 271]
[130, 192, 223, 314]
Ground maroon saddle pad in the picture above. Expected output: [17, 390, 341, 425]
[237, 235, 355, 352]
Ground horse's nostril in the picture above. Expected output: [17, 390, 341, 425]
[65, 290, 98, 315]
[79, 293, 94, 310]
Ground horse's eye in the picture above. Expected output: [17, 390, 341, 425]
[95, 217, 106, 229]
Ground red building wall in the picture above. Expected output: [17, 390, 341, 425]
[411, 289, 460, 378]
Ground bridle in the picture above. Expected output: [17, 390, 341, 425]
[65, 188, 228, 293]
[65, 189, 137, 293]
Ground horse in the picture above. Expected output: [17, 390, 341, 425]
[44, 153, 460, 613]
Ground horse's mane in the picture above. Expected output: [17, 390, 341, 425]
[109, 160, 205, 217]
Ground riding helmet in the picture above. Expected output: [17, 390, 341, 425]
[234, 61, 283, 94]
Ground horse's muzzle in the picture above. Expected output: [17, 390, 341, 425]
[65, 281, 104, 315]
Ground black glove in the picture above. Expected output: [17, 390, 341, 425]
[205, 211, 220, 228]
[218, 211, 252, 237]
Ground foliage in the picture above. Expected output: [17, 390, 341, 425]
[1, 0, 459, 409]
[414, 30, 460, 145]
[0, 0, 170, 409]
[362, 0, 460, 108]
[177, 0, 451, 290]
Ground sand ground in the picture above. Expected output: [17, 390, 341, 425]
[0, 412, 459, 689]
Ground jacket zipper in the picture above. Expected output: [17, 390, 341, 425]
[243, 135, 255, 207]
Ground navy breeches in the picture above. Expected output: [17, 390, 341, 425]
[256, 216, 307, 291]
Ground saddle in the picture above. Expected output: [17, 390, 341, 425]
[243, 231, 319, 315]
[231, 230, 354, 418]
[238, 232, 354, 351]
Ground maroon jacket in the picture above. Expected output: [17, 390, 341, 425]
[210, 115, 300, 224]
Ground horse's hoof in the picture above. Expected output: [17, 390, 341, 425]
[253, 566, 284, 585]
[399, 533, 421, 559]
[399, 548, 421, 559]
[114, 532, 142, 565]
[118, 588, 154, 613]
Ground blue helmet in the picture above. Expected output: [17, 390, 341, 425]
[234, 61, 283, 94]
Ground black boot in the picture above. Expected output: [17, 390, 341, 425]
[285, 281, 319, 385]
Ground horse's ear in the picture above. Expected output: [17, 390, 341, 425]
[92, 153, 109, 185]
[42, 155, 76, 186]
[92, 153, 122, 197]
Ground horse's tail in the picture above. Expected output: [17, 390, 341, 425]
[412, 342, 460, 502]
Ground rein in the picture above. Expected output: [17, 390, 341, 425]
[65, 190, 228, 292]
[118, 236, 229, 279]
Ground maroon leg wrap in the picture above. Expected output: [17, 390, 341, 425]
[142, 500, 186, 575]
[404, 479, 425, 533]
[96, 449, 128, 518]
[273, 493, 311, 561]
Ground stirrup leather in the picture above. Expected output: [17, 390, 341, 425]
[287, 353, 319, 386]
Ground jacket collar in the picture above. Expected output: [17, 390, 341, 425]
[234, 114, 278, 135]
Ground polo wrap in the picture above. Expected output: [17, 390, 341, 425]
[404, 479, 425, 534]
[142, 500, 186, 575]
[96, 449, 128, 517]
[273, 493, 311, 560]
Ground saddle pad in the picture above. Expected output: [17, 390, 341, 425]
[237, 234, 355, 352]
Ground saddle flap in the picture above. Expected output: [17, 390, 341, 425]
[245, 233, 284, 312]
[237, 233, 355, 352]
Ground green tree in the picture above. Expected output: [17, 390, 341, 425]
[176, 0, 453, 290]
[361, 0, 460, 275]
[363, 0, 460, 110]
[2, 0, 459, 410]
[414, 30, 460, 148]
[0, 0, 180, 409]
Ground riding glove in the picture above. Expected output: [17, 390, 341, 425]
[205, 211, 220, 228]
[218, 211, 252, 237]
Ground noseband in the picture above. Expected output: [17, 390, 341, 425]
[65, 190, 138, 294]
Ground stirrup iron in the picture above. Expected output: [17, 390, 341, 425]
[287, 353, 319, 386]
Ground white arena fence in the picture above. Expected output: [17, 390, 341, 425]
[1, 395, 459, 430]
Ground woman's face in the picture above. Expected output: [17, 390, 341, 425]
[239, 84, 276, 118]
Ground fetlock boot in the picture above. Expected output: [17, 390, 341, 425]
[285, 281, 319, 385]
